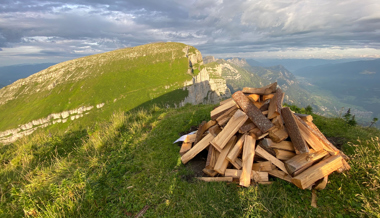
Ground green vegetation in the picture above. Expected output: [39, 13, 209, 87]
[0, 42, 196, 131]
[1, 103, 380, 217]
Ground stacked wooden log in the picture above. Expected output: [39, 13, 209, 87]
[180, 82, 350, 189]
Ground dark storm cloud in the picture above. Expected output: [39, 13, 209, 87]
[0, 0, 380, 65]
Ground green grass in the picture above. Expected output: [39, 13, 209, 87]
[0, 42, 195, 131]
[1, 103, 380, 217]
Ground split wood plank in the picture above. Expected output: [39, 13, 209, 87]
[260, 101, 270, 112]
[230, 158, 242, 170]
[268, 140, 295, 152]
[226, 135, 245, 162]
[268, 127, 288, 143]
[294, 116, 324, 151]
[220, 98, 233, 105]
[211, 110, 248, 151]
[252, 161, 273, 172]
[268, 169, 293, 183]
[181, 133, 215, 164]
[284, 149, 329, 176]
[180, 141, 192, 156]
[253, 101, 266, 109]
[256, 146, 288, 173]
[274, 149, 296, 161]
[194, 121, 206, 145]
[197, 177, 233, 182]
[249, 128, 263, 138]
[258, 181, 274, 185]
[304, 120, 340, 154]
[268, 92, 280, 119]
[271, 115, 284, 129]
[214, 136, 237, 175]
[202, 168, 218, 177]
[281, 107, 309, 154]
[292, 155, 343, 189]
[240, 135, 256, 187]
[259, 138, 276, 156]
[205, 145, 219, 169]
[242, 82, 277, 95]
[232, 91, 274, 133]
[209, 125, 222, 137]
[225, 169, 268, 182]
[216, 107, 238, 126]
[211, 99, 237, 120]
[275, 88, 285, 116]
[247, 94, 260, 102]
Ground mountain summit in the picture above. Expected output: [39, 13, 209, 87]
[0, 42, 230, 143]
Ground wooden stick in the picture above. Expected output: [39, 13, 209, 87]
[226, 135, 245, 162]
[268, 140, 295, 152]
[281, 107, 309, 154]
[256, 146, 288, 173]
[211, 110, 248, 151]
[275, 88, 285, 116]
[292, 155, 343, 189]
[230, 158, 242, 170]
[181, 133, 215, 164]
[205, 145, 218, 169]
[197, 177, 233, 182]
[214, 136, 237, 175]
[216, 107, 238, 126]
[268, 92, 280, 119]
[284, 150, 329, 176]
[239, 135, 256, 187]
[232, 91, 274, 133]
[202, 168, 218, 177]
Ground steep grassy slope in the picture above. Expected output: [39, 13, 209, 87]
[0, 42, 201, 131]
[0, 103, 379, 217]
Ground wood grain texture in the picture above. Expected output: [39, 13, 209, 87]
[226, 135, 245, 162]
[211, 99, 237, 120]
[232, 91, 274, 133]
[292, 155, 343, 189]
[251, 161, 273, 172]
[211, 109, 248, 151]
[274, 149, 296, 161]
[197, 177, 233, 182]
[214, 136, 237, 175]
[242, 82, 277, 95]
[281, 107, 309, 154]
[256, 146, 288, 173]
[268, 169, 293, 183]
[239, 135, 256, 187]
[181, 133, 215, 164]
[284, 150, 328, 176]
[294, 116, 324, 151]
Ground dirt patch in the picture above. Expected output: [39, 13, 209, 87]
[326, 137, 347, 150]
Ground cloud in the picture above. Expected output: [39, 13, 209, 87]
[0, 0, 380, 65]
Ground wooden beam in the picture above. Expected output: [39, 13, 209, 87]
[181, 133, 215, 164]
[281, 107, 309, 154]
[256, 146, 288, 173]
[225, 169, 268, 182]
[284, 150, 329, 176]
[294, 116, 324, 151]
[211, 99, 237, 120]
[274, 149, 296, 161]
[251, 161, 273, 172]
[242, 82, 277, 95]
[268, 169, 293, 183]
[232, 91, 274, 133]
[226, 135, 245, 162]
[292, 155, 343, 189]
[267, 139, 295, 152]
[239, 135, 256, 187]
[211, 110, 248, 151]
[197, 177, 233, 182]
[214, 136, 237, 175]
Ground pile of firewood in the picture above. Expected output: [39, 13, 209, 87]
[179, 82, 350, 189]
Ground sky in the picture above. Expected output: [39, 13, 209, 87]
[1, 0, 380, 66]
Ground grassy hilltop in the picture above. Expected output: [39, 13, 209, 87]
[0, 103, 379, 217]
[0, 42, 201, 132]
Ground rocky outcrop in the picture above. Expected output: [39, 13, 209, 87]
[0, 104, 102, 144]
[203, 56, 218, 64]
[180, 68, 231, 106]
